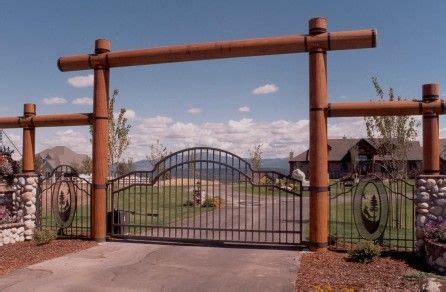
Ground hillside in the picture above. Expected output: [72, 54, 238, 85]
[37, 146, 88, 169]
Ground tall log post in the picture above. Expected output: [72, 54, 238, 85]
[308, 17, 329, 252]
[422, 83, 440, 175]
[91, 39, 110, 242]
[22, 103, 36, 174]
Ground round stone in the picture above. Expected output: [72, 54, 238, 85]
[433, 185, 439, 193]
[24, 229, 33, 236]
[436, 199, 446, 206]
[417, 192, 430, 201]
[430, 206, 443, 216]
[417, 215, 427, 226]
[24, 220, 35, 229]
[18, 177, 25, 186]
[26, 177, 35, 184]
[24, 185, 34, 192]
[25, 204, 36, 215]
[427, 179, 437, 189]
[427, 214, 438, 221]
[21, 191, 33, 201]
[419, 186, 427, 192]
[418, 202, 429, 209]
[418, 208, 429, 214]
[436, 256, 446, 267]
[440, 187, 446, 193]
[3, 237, 10, 244]
[438, 193, 446, 198]
[418, 179, 427, 186]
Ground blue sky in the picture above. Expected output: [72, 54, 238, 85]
[0, 1, 445, 159]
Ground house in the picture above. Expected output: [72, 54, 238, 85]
[289, 138, 423, 179]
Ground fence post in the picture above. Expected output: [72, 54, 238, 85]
[91, 39, 110, 242]
[308, 17, 329, 252]
[22, 103, 36, 173]
[422, 83, 440, 175]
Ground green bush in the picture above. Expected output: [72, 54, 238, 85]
[348, 241, 381, 263]
[34, 228, 56, 246]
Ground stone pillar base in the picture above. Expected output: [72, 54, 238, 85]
[13, 174, 38, 241]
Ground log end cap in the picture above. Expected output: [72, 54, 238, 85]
[95, 39, 111, 54]
[309, 17, 327, 35]
[423, 83, 440, 100]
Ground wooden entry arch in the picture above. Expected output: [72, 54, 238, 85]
[58, 17, 377, 249]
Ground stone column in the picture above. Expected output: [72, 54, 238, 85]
[416, 175, 446, 274]
[13, 175, 38, 241]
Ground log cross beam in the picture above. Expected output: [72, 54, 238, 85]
[56, 17, 377, 249]
[0, 104, 92, 176]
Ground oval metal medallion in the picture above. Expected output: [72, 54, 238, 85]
[51, 179, 77, 228]
[353, 180, 388, 241]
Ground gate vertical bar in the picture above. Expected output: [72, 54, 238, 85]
[92, 39, 110, 242]
[308, 17, 329, 251]
[422, 83, 440, 175]
[22, 103, 36, 174]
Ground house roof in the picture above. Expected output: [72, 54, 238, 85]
[290, 138, 422, 162]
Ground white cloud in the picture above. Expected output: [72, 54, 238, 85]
[41, 129, 90, 155]
[72, 97, 93, 105]
[188, 107, 202, 114]
[113, 109, 136, 120]
[43, 97, 67, 105]
[252, 83, 278, 95]
[67, 74, 94, 88]
[238, 106, 250, 112]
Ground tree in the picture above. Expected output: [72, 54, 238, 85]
[115, 159, 136, 177]
[249, 144, 263, 171]
[90, 89, 131, 171]
[147, 140, 170, 178]
[364, 77, 419, 179]
[349, 144, 359, 176]
[79, 156, 92, 175]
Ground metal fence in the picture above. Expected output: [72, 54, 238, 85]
[36, 165, 91, 238]
[329, 176, 415, 251]
[108, 147, 305, 246]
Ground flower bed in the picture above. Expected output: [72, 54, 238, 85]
[425, 239, 446, 274]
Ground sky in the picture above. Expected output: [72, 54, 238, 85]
[0, 1, 446, 160]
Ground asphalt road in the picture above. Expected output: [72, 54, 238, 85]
[0, 242, 300, 292]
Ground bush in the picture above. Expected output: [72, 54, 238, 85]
[348, 241, 381, 263]
[201, 197, 224, 208]
[403, 271, 428, 291]
[34, 228, 56, 246]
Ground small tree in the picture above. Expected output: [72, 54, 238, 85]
[364, 77, 419, 179]
[115, 159, 136, 177]
[90, 89, 131, 172]
[147, 140, 170, 178]
[79, 156, 92, 175]
[349, 144, 359, 176]
[249, 144, 263, 171]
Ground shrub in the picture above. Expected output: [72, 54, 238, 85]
[425, 221, 446, 244]
[201, 197, 224, 208]
[34, 228, 57, 246]
[403, 271, 428, 291]
[348, 241, 381, 263]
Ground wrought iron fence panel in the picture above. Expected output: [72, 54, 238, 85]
[328, 176, 415, 251]
[36, 165, 91, 238]
[108, 147, 305, 246]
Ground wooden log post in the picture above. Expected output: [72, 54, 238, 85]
[422, 83, 440, 175]
[22, 103, 36, 174]
[91, 39, 110, 242]
[308, 17, 329, 252]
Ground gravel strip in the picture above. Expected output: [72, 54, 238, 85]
[0, 240, 96, 276]
[295, 250, 419, 290]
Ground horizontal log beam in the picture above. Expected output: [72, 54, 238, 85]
[0, 113, 92, 128]
[328, 100, 445, 117]
[58, 29, 377, 71]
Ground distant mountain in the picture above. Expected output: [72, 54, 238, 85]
[133, 157, 290, 174]
[37, 146, 88, 170]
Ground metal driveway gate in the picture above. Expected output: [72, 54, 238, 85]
[108, 147, 304, 246]
[36, 165, 91, 238]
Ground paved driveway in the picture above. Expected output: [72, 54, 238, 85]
[0, 242, 300, 292]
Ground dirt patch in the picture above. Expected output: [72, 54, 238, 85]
[0, 240, 96, 276]
[295, 250, 421, 290]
